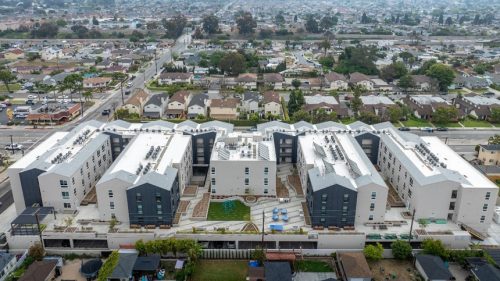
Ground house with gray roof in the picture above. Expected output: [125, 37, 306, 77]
[415, 255, 454, 281]
[143, 93, 168, 119]
[108, 252, 138, 281]
[187, 93, 208, 119]
[241, 92, 261, 114]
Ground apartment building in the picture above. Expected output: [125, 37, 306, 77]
[96, 132, 192, 226]
[209, 132, 276, 197]
[8, 121, 112, 214]
[297, 132, 388, 227]
[478, 144, 500, 166]
[375, 124, 498, 232]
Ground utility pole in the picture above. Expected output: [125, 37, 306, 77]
[154, 49, 158, 75]
[261, 209, 265, 248]
[34, 209, 44, 250]
[120, 79, 125, 105]
[408, 208, 416, 244]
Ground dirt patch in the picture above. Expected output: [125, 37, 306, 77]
[369, 259, 420, 281]
[55, 260, 87, 281]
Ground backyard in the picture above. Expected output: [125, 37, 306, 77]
[207, 200, 251, 221]
[461, 118, 493, 128]
[401, 117, 432, 127]
[369, 259, 420, 281]
[295, 259, 334, 272]
[191, 260, 247, 281]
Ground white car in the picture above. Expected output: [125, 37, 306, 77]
[27, 95, 37, 99]
[5, 143, 23, 151]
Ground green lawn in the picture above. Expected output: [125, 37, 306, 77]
[433, 122, 462, 128]
[461, 118, 493, 128]
[207, 201, 250, 221]
[401, 117, 432, 127]
[0, 83, 21, 93]
[295, 260, 333, 272]
[191, 260, 248, 281]
[340, 117, 357, 125]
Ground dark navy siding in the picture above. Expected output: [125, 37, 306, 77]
[273, 132, 303, 164]
[185, 132, 216, 166]
[355, 132, 380, 164]
[19, 168, 45, 208]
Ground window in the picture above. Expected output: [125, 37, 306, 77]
[264, 167, 269, 175]
[320, 218, 326, 223]
[343, 194, 349, 201]
[59, 180, 68, 188]
[322, 194, 328, 203]
[110, 202, 115, 209]
[264, 189, 268, 194]
[137, 205, 143, 214]
[486, 192, 491, 200]
[157, 204, 162, 215]
[449, 202, 455, 210]
[371, 192, 376, 200]
[480, 215, 485, 223]
[369, 215, 374, 221]
[211, 178, 216, 186]
[63, 203, 71, 208]
[111, 213, 116, 219]
[245, 178, 249, 186]
[245, 167, 249, 175]
[156, 193, 161, 202]
[211, 188, 216, 194]
[61, 191, 69, 199]
[409, 178, 413, 186]
[264, 178, 268, 186]
[370, 203, 375, 211]
[451, 190, 457, 199]
[211, 167, 215, 175]
[108, 190, 113, 198]
[136, 193, 142, 202]
[483, 204, 488, 212]
[408, 189, 412, 198]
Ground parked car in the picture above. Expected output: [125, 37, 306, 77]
[1, 100, 12, 106]
[398, 127, 410, 131]
[27, 95, 37, 99]
[101, 109, 111, 116]
[436, 127, 448, 131]
[5, 143, 23, 151]
[25, 99, 34, 105]
[125, 90, 131, 95]
[420, 127, 434, 133]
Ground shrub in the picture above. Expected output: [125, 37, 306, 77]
[422, 239, 448, 260]
[364, 243, 384, 261]
[98, 251, 119, 281]
[391, 240, 412, 260]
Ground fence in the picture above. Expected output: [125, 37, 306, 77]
[201, 249, 254, 259]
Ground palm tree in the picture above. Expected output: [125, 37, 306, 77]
[83, 90, 93, 102]
[318, 39, 331, 56]
[0, 69, 16, 93]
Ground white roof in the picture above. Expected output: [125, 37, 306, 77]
[464, 96, 500, 106]
[361, 95, 395, 105]
[10, 132, 68, 169]
[410, 95, 448, 105]
[304, 95, 338, 105]
[211, 132, 276, 161]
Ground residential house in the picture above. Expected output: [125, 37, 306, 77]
[337, 252, 372, 281]
[235, 73, 258, 90]
[415, 255, 454, 281]
[209, 98, 240, 120]
[349, 72, 374, 90]
[108, 252, 138, 281]
[19, 260, 57, 281]
[241, 92, 260, 114]
[324, 72, 349, 91]
[123, 89, 150, 116]
[454, 76, 490, 89]
[263, 262, 292, 281]
[117, 58, 134, 68]
[466, 258, 500, 281]
[478, 144, 500, 166]
[454, 95, 500, 120]
[3, 49, 24, 60]
[304, 94, 349, 119]
[0, 253, 17, 281]
[166, 90, 191, 118]
[158, 72, 193, 85]
[403, 95, 454, 120]
[187, 93, 208, 119]
[360, 95, 397, 121]
[371, 78, 393, 91]
[411, 75, 436, 91]
[41, 47, 63, 61]
[83, 77, 112, 89]
[263, 91, 282, 116]
[143, 93, 168, 119]
[263, 73, 284, 90]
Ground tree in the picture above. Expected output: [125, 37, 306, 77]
[438, 13, 444, 25]
[399, 51, 414, 63]
[305, 15, 319, 33]
[202, 14, 219, 34]
[288, 89, 305, 115]
[364, 243, 383, 261]
[318, 39, 331, 56]
[312, 108, 337, 123]
[62, 73, 83, 102]
[55, 18, 67, 27]
[488, 134, 500, 144]
[426, 63, 455, 91]
[291, 79, 301, 89]
[391, 240, 412, 260]
[83, 90, 93, 101]
[163, 14, 187, 39]
[432, 106, 458, 124]
[359, 111, 381, 124]
[490, 108, 500, 124]
[129, 30, 144, 42]
[350, 87, 363, 115]
[387, 106, 403, 123]
[291, 110, 311, 122]
[275, 12, 285, 26]
[380, 62, 408, 82]
[422, 239, 448, 260]
[445, 17, 453, 25]
[71, 25, 89, 38]
[92, 16, 99, 25]
[252, 247, 266, 265]
[335, 46, 379, 75]
[319, 56, 335, 68]
[398, 75, 415, 91]
[361, 12, 370, 24]
[319, 15, 338, 31]
[0, 69, 16, 93]
[235, 11, 256, 35]
[28, 243, 45, 261]
[219, 52, 246, 76]
[31, 22, 59, 38]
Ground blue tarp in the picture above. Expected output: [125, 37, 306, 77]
[269, 224, 284, 231]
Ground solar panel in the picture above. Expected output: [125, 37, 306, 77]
[346, 156, 362, 178]
[218, 147, 230, 160]
[322, 159, 335, 174]
[258, 143, 270, 160]
[313, 142, 327, 157]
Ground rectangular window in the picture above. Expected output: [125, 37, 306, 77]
[264, 167, 269, 175]
[156, 193, 161, 202]
[264, 189, 268, 194]
[136, 193, 142, 202]
[59, 180, 68, 188]
[245, 167, 249, 175]
[449, 202, 455, 210]
[63, 203, 71, 208]
[110, 202, 115, 209]
[108, 190, 113, 198]
[264, 178, 268, 186]
[409, 178, 413, 186]
[480, 215, 485, 223]
[137, 204, 143, 214]
[211, 178, 216, 186]
[369, 215, 374, 221]
[486, 192, 491, 200]
[211, 167, 215, 175]
[371, 192, 376, 199]
[483, 204, 488, 212]
[245, 178, 249, 186]
[61, 191, 69, 199]
[157, 204, 162, 215]
[451, 190, 457, 199]
[370, 203, 375, 211]
[322, 194, 328, 203]
[211, 188, 216, 194]
[320, 218, 326, 223]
